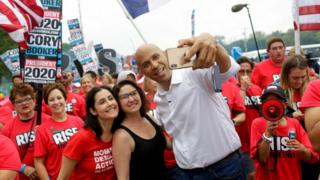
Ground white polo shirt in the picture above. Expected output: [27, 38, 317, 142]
[154, 59, 241, 169]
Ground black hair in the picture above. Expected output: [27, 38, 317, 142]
[85, 86, 115, 139]
[111, 80, 149, 133]
[237, 56, 255, 69]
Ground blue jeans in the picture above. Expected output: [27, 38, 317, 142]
[175, 150, 245, 180]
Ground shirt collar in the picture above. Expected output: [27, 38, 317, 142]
[157, 69, 184, 95]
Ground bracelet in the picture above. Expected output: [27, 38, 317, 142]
[19, 164, 26, 173]
[262, 133, 272, 143]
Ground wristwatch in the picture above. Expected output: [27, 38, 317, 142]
[262, 133, 273, 143]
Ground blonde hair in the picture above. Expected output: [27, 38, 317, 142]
[280, 55, 309, 108]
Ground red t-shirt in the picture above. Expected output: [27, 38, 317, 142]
[0, 134, 21, 171]
[222, 82, 246, 117]
[251, 58, 282, 90]
[250, 117, 319, 180]
[42, 92, 86, 120]
[0, 106, 14, 127]
[34, 115, 84, 180]
[240, 84, 262, 152]
[299, 79, 320, 111]
[1, 113, 50, 180]
[222, 82, 247, 152]
[63, 128, 116, 180]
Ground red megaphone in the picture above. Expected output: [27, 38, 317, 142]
[260, 99, 285, 121]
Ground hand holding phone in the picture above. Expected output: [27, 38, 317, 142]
[166, 47, 196, 70]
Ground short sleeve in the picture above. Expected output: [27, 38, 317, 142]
[0, 135, 21, 170]
[34, 126, 48, 157]
[251, 66, 262, 88]
[63, 130, 85, 161]
[250, 118, 265, 160]
[300, 80, 320, 111]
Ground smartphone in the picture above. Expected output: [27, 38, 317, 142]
[166, 47, 196, 70]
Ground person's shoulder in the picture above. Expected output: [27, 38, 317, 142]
[0, 134, 10, 142]
[309, 79, 320, 89]
[255, 58, 271, 67]
[72, 128, 92, 140]
[252, 117, 265, 125]
[68, 91, 84, 101]
[113, 127, 132, 142]
[248, 84, 262, 92]
[286, 117, 300, 125]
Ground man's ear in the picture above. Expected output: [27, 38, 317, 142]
[90, 108, 97, 116]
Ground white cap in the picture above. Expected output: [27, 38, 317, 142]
[117, 70, 137, 84]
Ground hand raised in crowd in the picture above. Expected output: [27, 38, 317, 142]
[286, 138, 309, 155]
[265, 121, 278, 137]
[240, 74, 251, 91]
[293, 111, 304, 121]
[178, 33, 218, 69]
[24, 165, 39, 180]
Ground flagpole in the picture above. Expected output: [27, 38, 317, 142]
[294, 0, 301, 55]
[78, 0, 86, 45]
[116, 0, 147, 44]
[191, 9, 195, 37]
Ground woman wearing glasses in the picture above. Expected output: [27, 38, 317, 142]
[34, 83, 84, 180]
[112, 80, 170, 180]
[57, 86, 118, 180]
[1, 83, 50, 180]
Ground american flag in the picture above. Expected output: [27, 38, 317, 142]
[0, 0, 44, 48]
[293, 0, 320, 31]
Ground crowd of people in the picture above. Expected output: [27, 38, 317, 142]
[0, 33, 320, 180]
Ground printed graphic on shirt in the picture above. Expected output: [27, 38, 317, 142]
[245, 96, 262, 106]
[94, 147, 114, 173]
[16, 130, 35, 149]
[269, 136, 296, 158]
[65, 103, 74, 113]
[52, 127, 78, 148]
[272, 74, 280, 82]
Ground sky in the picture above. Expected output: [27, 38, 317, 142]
[62, 0, 293, 55]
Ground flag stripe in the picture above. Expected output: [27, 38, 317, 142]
[0, 0, 43, 47]
[298, 0, 320, 6]
[13, 0, 43, 24]
[299, 13, 320, 23]
[147, 0, 170, 11]
[121, 0, 170, 19]
[299, 5, 320, 15]
[299, 23, 320, 30]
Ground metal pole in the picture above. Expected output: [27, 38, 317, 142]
[191, 9, 195, 37]
[245, 7, 261, 61]
[116, 0, 147, 44]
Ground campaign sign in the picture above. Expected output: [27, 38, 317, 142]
[68, 18, 97, 73]
[0, 51, 13, 74]
[1, 49, 20, 75]
[24, 0, 62, 84]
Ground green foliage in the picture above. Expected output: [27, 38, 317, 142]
[0, 29, 17, 78]
[223, 29, 320, 53]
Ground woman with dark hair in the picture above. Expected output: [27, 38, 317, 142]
[34, 83, 84, 180]
[112, 80, 170, 180]
[57, 86, 118, 180]
[280, 55, 310, 120]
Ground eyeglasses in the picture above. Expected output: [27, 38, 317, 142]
[239, 69, 252, 74]
[119, 90, 139, 101]
[14, 97, 33, 105]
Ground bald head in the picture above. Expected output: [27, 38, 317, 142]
[135, 44, 163, 64]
